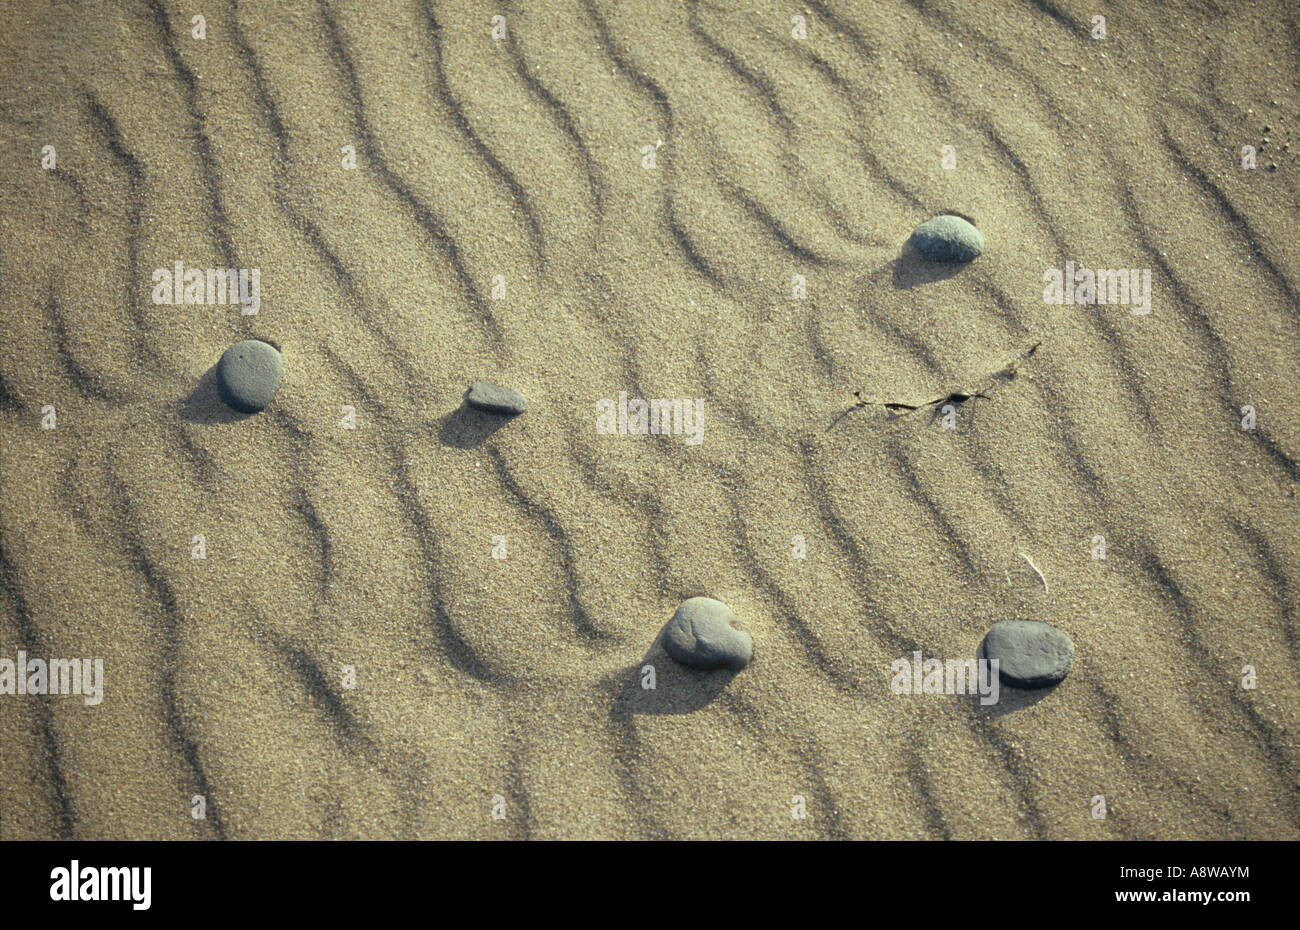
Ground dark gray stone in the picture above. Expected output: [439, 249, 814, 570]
[216, 339, 282, 413]
[980, 619, 1074, 688]
[908, 214, 984, 263]
[466, 381, 527, 416]
[662, 597, 752, 671]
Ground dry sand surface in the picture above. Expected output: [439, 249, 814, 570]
[0, 0, 1297, 840]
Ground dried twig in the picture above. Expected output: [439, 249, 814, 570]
[851, 340, 1041, 418]
[1019, 551, 1049, 593]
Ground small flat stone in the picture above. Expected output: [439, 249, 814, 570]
[980, 619, 1074, 689]
[908, 214, 984, 263]
[662, 597, 752, 671]
[216, 339, 282, 413]
[465, 380, 527, 416]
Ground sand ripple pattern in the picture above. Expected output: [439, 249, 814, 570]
[0, 0, 1297, 839]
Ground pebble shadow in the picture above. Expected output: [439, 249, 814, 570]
[438, 403, 510, 449]
[892, 244, 968, 288]
[969, 683, 1054, 719]
[179, 365, 253, 424]
[611, 640, 739, 716]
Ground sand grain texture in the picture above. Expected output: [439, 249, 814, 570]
[0, 0, 1298, 839]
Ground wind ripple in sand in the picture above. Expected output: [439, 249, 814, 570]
[0, 0, 1297, 839]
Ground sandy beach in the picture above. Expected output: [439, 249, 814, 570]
[0, 0, 1297, 839]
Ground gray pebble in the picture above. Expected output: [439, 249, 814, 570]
[466, 380, 527, 416]
[662, 597, 752, 671]
[980, 619, 1074, 688]
[216, 339, 282, 413]
[908, 214, 984, 263]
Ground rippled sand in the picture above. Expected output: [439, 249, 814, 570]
[0, 0, 1297, 839]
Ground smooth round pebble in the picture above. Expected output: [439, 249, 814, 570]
[662, 597, 752, 671]
[216, 339, 282, 413]
[908, 214, 984, 263]
[465, 380, 527, 416]
[979, 619, 1074, 688]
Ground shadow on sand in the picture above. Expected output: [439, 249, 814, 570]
[969, 679, 1056, 719]
[438, 403, 513, 448]
[892, 243, 969, 288]
[610, 640, 740, 717]
[178, 365, 253, 424]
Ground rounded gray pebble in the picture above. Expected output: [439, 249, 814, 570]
[466, 380, 527, 416]
[662, 597, 752, 671]
[216, 339, 282, 413]
[908, 214, 984, 263]
[979, 619, 1074, 688]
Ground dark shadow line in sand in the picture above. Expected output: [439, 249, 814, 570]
[963, 709, 1050, 838]
[720, 690, 854, 840]
[686, 0, 794, 135]
[260, 625, 371, 751]
[0, 541, 77, 838]
[179, 365, 254, 424]
[252, 612, 437, 830]
[503, 736, 536, 841]
[563, 429, 679, 600]
[146, 0, 239, 270]
[169, 421, 221, 486]
[1115, 170, 1298, 479]
[0, 367, 19, 413]
[981, 127, 1158, 434]
[884, 436, 979, 575]
[483, 448, 611, 641]
[582, 0, 732, 300]
[294, 490, 335, 602]
[721, 179, 829, 266]
[602, 678, 672, 839]
[85, 92, 156, 369]
[1132, 545, 1300, 827]
[98, 463, 227, 838]
[47, 288, 123, 405]
[695, 455, 863, 690]
[418, 0, 545, 270]
[794, 438, 921, 658]
[499, 0, 605, 214]
[230, 4, 434, 393]
[1160, 126, 1300, 311]
[311, 350, 502, 684]
[317, 0, 504, 347]
[1228, 519, 1300, 667]
[1088, 677, 1242, 837]
[904, 739, 953, 839]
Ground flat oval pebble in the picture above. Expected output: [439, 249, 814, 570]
[662, 597, 752, 671]
[466, 380, 527, 416]
[216, 339, 282, 413]
[979, 619, 1074, 688]
[908, 214, 984, 263]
